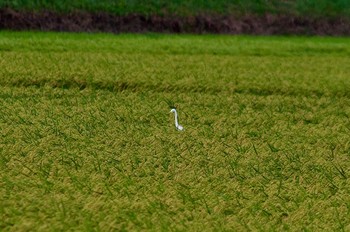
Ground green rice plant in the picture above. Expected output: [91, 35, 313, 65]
[1, 31, 350, 231]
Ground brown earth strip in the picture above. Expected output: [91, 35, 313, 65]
[1, 8, 350, 35]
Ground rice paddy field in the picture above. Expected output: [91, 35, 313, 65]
[1, 31, 350, 231]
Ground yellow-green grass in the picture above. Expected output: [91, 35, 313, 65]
[1, 31, 350, 231]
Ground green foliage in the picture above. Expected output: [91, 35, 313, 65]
[1, 32, 350, 230]
[0, 0, 350, 17]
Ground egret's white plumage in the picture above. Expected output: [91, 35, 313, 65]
[170, 108, 184, 131]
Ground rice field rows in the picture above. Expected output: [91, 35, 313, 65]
[1, 32, 350, 231]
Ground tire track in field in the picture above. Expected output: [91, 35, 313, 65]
[0, 77, 349, 98]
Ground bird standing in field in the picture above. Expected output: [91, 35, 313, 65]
[170, 108, 184, 131]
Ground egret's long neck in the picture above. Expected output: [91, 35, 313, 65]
[174, 111, 179, 126]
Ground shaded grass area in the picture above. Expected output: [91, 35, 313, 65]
[1, 32, 350, 230]
[1, 0, 350, 18]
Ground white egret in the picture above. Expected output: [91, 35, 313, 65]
[170, 108, 184, 131]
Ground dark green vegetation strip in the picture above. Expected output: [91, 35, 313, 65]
[1, 32, 350, 231]
[3, 75, 350, 98]
[1, 0, 350, 18]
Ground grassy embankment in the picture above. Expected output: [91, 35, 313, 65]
[1, 0, 350, 18]
[1, 32, 350, 231]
